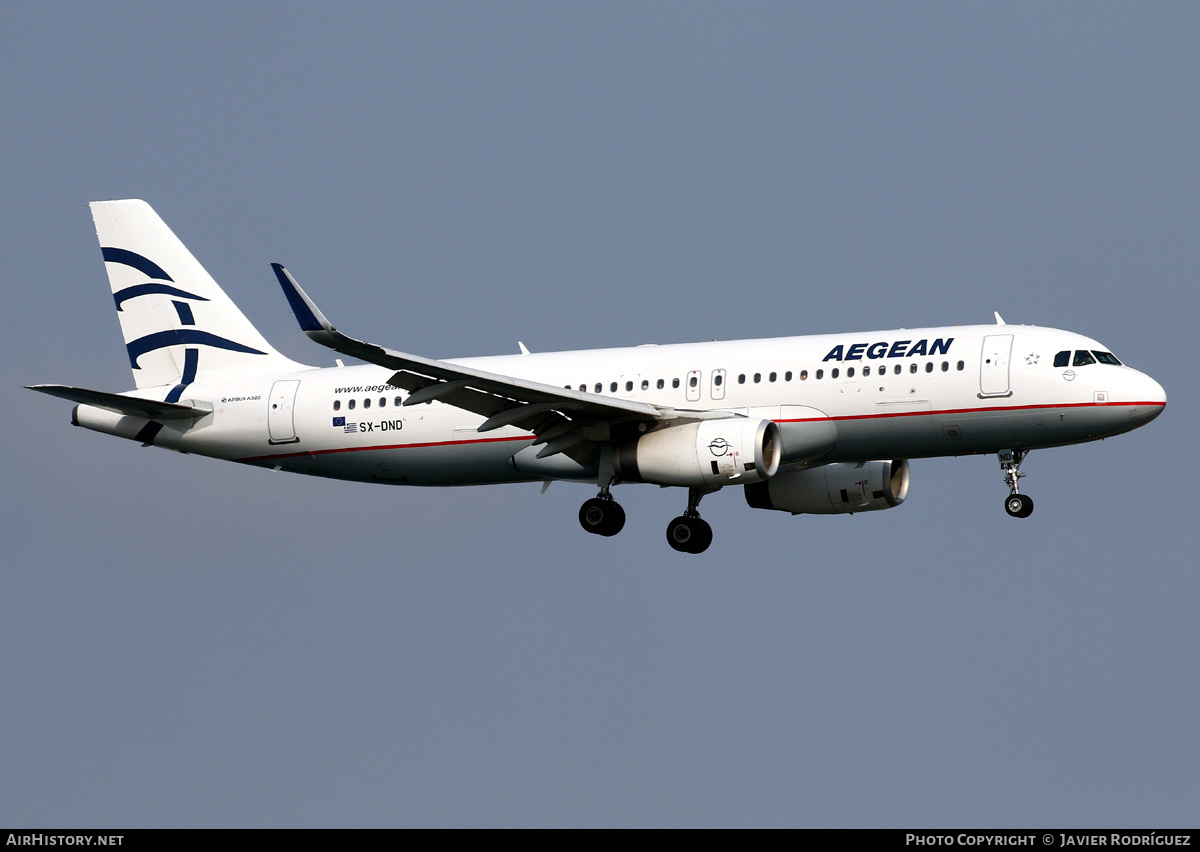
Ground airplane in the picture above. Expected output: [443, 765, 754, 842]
[29, 200, 1167, 553]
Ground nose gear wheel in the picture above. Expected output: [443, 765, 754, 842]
[998, 449, 1034, 518]
[1004, 493, 1034, 518]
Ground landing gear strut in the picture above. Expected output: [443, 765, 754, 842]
[666, 486, 718, 554]
[999, 449, 1034, 518]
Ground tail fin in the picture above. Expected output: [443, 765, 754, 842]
[91, 199, 300, 389]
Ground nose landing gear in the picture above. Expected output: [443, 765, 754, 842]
[1005, 492, 1033, 518]
[999, 449, 1034, 518]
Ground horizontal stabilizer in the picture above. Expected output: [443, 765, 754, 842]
[26, 384, 211, 420]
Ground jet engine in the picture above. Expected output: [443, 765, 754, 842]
[744, 459, 910, 514]
[615, 418, 781, 487]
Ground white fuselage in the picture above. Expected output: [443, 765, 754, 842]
[73, 323, 1167, 487]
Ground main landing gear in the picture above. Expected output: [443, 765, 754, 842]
[578, 494, 626, 537]
[576, 484, 717, 554]
[578, 451, 627, 537]
[999, 448, 1034, 518]
[665, 486, 717, 554]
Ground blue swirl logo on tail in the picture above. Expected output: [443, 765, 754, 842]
[125, 330, 266, 369]
[103, 246, 267, 370]
[113, 283, 210, 311]
[102, 247, 174, 281]
[104, 247, 211, 311]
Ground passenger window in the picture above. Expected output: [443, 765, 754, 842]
[672, 378, 680, 389]
[595, 383, 602, 394]
[894, 364, 902, 375]
[846, 367, 855, 377]
[785, 371, 792, 381]
[610, 382, 617, 393]
[641, 380, 649, 390]
[688, 376, 698, 388]
[800, 370, 808, 380]
[363, 398, 371, 409]
[816, 369, 824, 380]
[769, 372, 777, 382]
[831, 368, 839, 379]
[625, 381, 633, 391]
[862, 366, 870, 376]
[348, 399, 356, 410]
[714, 374, 723, 386]
[656, 379, 664, 389]
[753, 373, 761, 383]
[1073, 350, 1096, 367]
[380, 397, 387, 407]
[579, 384, 586, 392]
[333, 400, 341, 411]
[941, 361, 949, 372]
[395, 396, 403, 407]
[956, 361, 964, 371]
[738, 374, 746, 384]
[925, 363, 933, 373]
[910, 363, 917, 374]
[1054, 351, 1071, 368]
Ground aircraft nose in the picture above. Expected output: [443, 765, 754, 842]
[1129, 372, 1166, 426]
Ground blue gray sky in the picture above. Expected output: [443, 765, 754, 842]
[2, 2, 1196, 827]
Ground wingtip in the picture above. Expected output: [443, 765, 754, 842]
[271, 263, 332, 333]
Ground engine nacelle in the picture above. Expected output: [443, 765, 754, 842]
[744, 459, 910, 514]
[615, 418, 781, 487]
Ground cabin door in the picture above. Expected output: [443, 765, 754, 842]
[268, 380, 301, 444]
[979, 335, 1013, 397]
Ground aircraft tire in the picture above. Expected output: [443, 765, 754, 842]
[579, 497, 625, 536]
[666, 516, 712, 554]
[688, 518, 713, 554]
[1005, 494, 1033, 518]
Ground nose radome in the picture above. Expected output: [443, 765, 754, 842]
[1146, 375, 1167, 406]
[1137, 372, 1166, 405]
[1129, 373, 1166, 426]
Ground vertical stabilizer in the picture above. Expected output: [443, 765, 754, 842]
[91, 199, 300, 389]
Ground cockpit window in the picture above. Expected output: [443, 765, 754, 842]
[1073, 350, 1096, 367]
[1054, 351, 1070, 368]
[1092, 351, 1122, 366]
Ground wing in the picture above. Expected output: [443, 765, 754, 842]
[271, 265, 700, 461]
